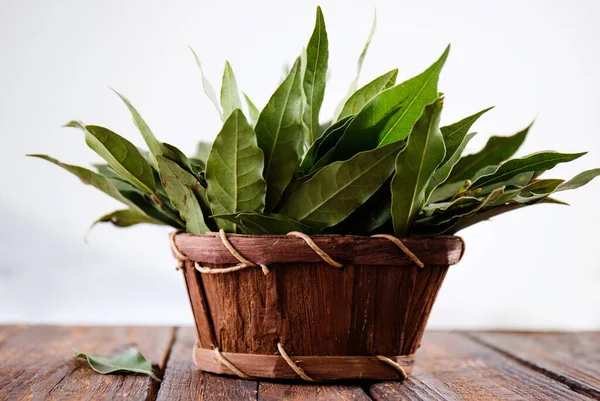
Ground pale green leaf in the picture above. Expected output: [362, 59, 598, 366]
[255, 58, 304, 210]
[194, 141, 212, 163]
[92, 209, 161, 228]
[242, 92, 260, 126]
[303, 6, 329, 145]
[440, 107, 493, 163]
[278, 141, 404, 228]
[205, 109, 267, 232]
[220, 61, 243, 120]
[73, 348, 160, 382]
[329, 45, 449, 163]
[337, 69, 398, 121]
[66, 122, 156, 195]
[557, 168, 600, 192]
[189, 47, 223, 121]
[391, 98, 446, 236]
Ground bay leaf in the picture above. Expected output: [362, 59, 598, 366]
[190, 47, 223, 121]
[440, 107, 493, 162]
[329, 45, 449, 162]
[73, 348, 160, 382]
[92, 209, 161, 228]
[299, 115, 354, 175]
[157, 156, 210, 234]
[448, 123, 531, 183]
[255, 58, 304, 210]
[213, 212, 322, 235]
[242, 92, 260, 126]
[220, 61, 243, 120]
[278, 141, 404, 228]
[303, 6, 329, 145]
[194, 141, 212, 163]
[205, 109, 267, 232]
[337, 69, 398, 121]
[469, 151, 586, 190]
[65, 122, 156, 195]
[391, 98, 446, 236]
[556, 168, 600, 192]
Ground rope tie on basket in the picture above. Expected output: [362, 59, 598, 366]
[277, 342, 318, 382]
[169, 230, 188, 270]
[376, 355, 409, 381]
[212, 348, 252, 379]
[371, 234, 424, 268]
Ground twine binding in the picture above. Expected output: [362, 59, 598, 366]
[172, 230, 423, 381]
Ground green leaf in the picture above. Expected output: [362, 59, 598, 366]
[337, 69, 398, 121]
[329, 45, 449, 162]
[333, 10, 378, 119]
[557, 168, 600, 192]
[426, 132, 477, 199]
[299, 115, 355, 175]
[428, 180, 465, 204]
[111, 184, 184, 228]
[161, 142, 195, 174]
[448, 123, 531, 183]
[213, 212, 322, 235]
[205, 109, 267, 232]
[242, 92, 260, 126]
[189, 47, 223, 121]
[220, 61, 243, 120]
[27, 154, 136, 209]
[278, 141, 404, 228]
[255, 58, 304, 210]
[157, 156, 210, 234]
[66, 122, 156, 195]
[469, 151, 587, 190]
[73, 348, 160, 382]
[391, 98, 446, 236]
[194, 141, 212, 163]
[92, 209, 161, 228]
[303, 6, 329, 145]
[111, 89, 179, 170]
[440, 107, 493, 163]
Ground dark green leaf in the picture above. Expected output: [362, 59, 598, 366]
[220, 61, 243, 120]
[303, 6, 329, 145]
[213, 212, 322, 235]
[255, 58, 304, 210]
[299, 115, 354, 175]
[391, 98, 446, 236]
[329, 45, 449, 162]
[205, 109, 267, 232]
[279, 141, 403, 228]
[73, 348, 160, 381]
[92, 209, 161, 228]
[157, 156, 210, 234]
[440, 107, 493, 162]
[448, 123, 531, 183]
[469, 151, 586, 190]
[337, 69, 398, 121]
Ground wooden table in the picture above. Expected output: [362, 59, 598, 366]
[0, 326, 598, 400]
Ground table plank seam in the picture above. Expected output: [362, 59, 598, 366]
[462, 332, 600, 400]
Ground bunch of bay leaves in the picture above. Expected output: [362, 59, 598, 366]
[30, 7, 599, 238]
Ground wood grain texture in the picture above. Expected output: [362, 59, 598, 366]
[0, 326, 173, 401]
[175, 233, 464, 267]
[368, 331, 593, 401]
[468, 331, 600, 399]
[156, 327, 258, 401]
[258, 382, 372, 401]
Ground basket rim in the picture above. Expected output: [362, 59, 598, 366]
[173, 231, 465, 267]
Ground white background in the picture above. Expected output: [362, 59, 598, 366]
[1, 0, 599, 329]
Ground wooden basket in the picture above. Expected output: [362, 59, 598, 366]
[171, 232, 464, 381]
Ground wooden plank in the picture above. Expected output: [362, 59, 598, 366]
[156, 327, 258, 401]
[468, 331, 600, 399]
[0, 325, 173, 401]
[258, 382, 372, 401]
[368, 331, 591, 401]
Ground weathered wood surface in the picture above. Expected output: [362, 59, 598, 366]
[1, 326, 599, 401]
[0, 325, 174, 401]
[175, 233, 464, 266]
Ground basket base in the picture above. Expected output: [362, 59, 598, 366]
[193, 342, 414, 381]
